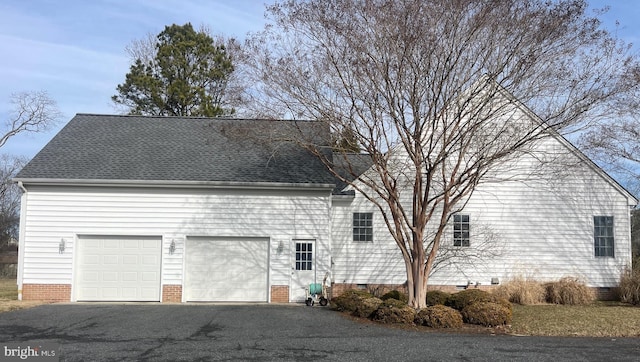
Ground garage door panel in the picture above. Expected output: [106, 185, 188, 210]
[142, 255, 159, 265]
[185, 238, 268, 302]
[76, 236, 161, 302]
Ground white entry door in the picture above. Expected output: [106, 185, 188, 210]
[185, 237, 269, 302]
[75, 236, 161, 301]
[290, 240, 316, 302]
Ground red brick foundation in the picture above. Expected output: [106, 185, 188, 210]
[594, 287, 618, 301]
[22, 284, 71, 302]
[331, 283, 498, 299]
[332, 283, 618, 302]
[331, 283, 407, 299]
[270, 285, 289, 303]
[162, 285, 182, 302]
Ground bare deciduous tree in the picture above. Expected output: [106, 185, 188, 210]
[0, 155, 26, 249]
[1, 91, 60, 248]
[2, 91, 61, 148]
[580, 116, 640, 195]
[245, 0, 640, 308]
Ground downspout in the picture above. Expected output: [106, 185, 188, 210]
[16, 181, 27, 301]
[327, 192, 333, 292]
[630, 205, 636, 270]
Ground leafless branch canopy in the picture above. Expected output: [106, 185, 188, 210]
[579, 64, 640, 195]
[0, 155, 27, 247]
[244, 0, 640, 307]
[2, 91, 62, 148]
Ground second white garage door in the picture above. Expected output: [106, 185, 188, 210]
[185, 237, 269, 302]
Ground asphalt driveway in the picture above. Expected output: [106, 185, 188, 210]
[0, 304, 638, 361]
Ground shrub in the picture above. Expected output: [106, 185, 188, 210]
[446, 289, 493, 310]
[380, 290, 408, 303]
[618, 267, 640, 305]
[371, 299, 416, 324]
[415, 305, 463, 328]
[461, 302, 512, 327]
[545, 277, 595, 305]
[493, 276, 546, 305]
[332, 289, 375, 313]
[426, 290, 450, 306]
[352, 297, 383, 318]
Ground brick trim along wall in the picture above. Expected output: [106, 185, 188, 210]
[270, 285, 289, 303]
[162, 284, 182, 302]
[22, 284, 71, 302]
[331, 283, 407, 299]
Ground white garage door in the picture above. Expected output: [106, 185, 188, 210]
[185, 237, 269, 302]
[76, 236, 161, 301]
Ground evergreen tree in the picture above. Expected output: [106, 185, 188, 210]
[113, 23, 234, 117]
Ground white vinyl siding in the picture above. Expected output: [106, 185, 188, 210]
[19, 186, 332, 300]
[331, 122, 634, 289]
[331, 198, 406, 285]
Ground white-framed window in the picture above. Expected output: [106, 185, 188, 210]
[453, 214, 470, 247]
[295, 242, 313, 270]
[594, 216, 614, 257]
[353, 212, 373, 242]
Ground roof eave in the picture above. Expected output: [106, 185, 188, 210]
[14, 178, 336, 191]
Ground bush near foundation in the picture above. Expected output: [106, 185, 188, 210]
[446, 289, 493, 310]
[446, 289, 511, 313]
[371, 299, 416, 324]
[426, 290, 451, 306]
[380, 290, 408, 303]
[415, 305, 463, 328]
[545, 277, 595, 305]
[493, 276, 546, 305]
[461, 301, 512, 327]
[618, 267, 640, 305]
[332, 289, 376, 313]
[352, 297, 383, 318]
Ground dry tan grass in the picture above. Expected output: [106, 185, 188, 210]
[545, 277, 595, 305]
[619, 267, 640, 305]
[492, 276, 546, 305]
[0, 279, 46, 313]
[511, 303, 640, 337]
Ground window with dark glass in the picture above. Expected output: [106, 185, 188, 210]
[594, 216, 614, 257]
[453, 214, 470, 247]
[353, 212, 373, 242]
[295, 242, 313, 270]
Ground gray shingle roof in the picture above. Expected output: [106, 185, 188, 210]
[16, 114, 336, 186]
[332, 153, 373, 195]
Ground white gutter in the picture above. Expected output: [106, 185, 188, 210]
[13, 178, 336, 191]
[16, 181, 27, 301]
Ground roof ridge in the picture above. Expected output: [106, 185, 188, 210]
[74, 113, 321, 123]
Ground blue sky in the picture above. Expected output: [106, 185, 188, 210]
[0, 0, 638, 160]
